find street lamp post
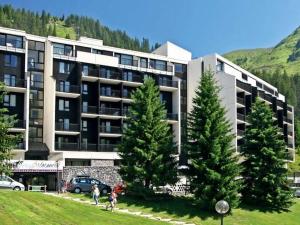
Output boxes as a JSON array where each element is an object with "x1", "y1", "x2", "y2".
[
  {"x1": 56, "y1": 160, "x2": 59, "y2": 194},
  {"x1": 215, "y1": 200, "x2": 230, "y2": 225}
]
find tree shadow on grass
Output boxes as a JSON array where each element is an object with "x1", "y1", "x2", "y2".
[
  {"x1": 238, "y1": 202, "x2": 291, "y2": 214},
  {"x1": 118, "y1": 195, "x2": 219, "y2": 221}
]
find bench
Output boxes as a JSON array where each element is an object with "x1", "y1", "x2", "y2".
[{"x1": 28, "y1": 185, "x2": 47, "y2": 192}]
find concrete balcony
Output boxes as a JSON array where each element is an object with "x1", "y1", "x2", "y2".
[
  {"x1": 159, "y1": 79, "x2": 178, "y2": 92},
  {"x1": 99, "y1": 107, "x2": 122, "y2": 119},
  {"x1": 100, "y1": 90, "x2": 122, "y2": 102},
  {"x1": 55, "y1": 122, "x2": 80, "y2": 135},
  {"x1": 8, "y1": 120, "x2": 26, "y2": 133},
  {"x1": 81, "y1": 106, "x2": 98, "y2": 118},
  {"x1": 99, "y1": 126, "x2": 122, "y2": 137},
  {"x1": 56, "y1": 83, "x2": 80, "y2": 98},
  {"x1": 2, "y1": 78, "x2": 27, "y2": 93}
]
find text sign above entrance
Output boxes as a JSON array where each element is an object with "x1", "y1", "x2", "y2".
[{"x1": 11, "y1": 160, "x2": 63, "y2": 172}]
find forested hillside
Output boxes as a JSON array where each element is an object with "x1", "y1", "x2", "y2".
[{"x1": 0, "y1": 4, "x2": 160, "y2": 52}]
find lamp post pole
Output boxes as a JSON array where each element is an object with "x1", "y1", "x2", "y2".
[{"x1": 56, "y1": 160, "x2": 59, "y2": 194}]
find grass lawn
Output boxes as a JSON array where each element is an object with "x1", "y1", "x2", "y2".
[
  {"x1": 70, "y1": 193, "x2": 300, "y2": 225},
  {"x1": 0, "y1": 191, "x2": 167, "y2": 225}
]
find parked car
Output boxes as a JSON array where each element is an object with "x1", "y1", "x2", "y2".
[
  {"x1": 67, "y1": 176, "x2": 111, "y2": 195},
  {"x1": 0, "y1": 175, "x2": 25, "y2": 191},
  {"x1": 294, "y1": 189, "x2": 300, "y2": 198}
]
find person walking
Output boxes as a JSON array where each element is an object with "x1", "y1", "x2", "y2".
[
  {"x1": 106, "y1": 190, "x2": 117, "y2": 211},
  {"x1": 92, "y1": 184, "x2": 100, "y2": 206}
]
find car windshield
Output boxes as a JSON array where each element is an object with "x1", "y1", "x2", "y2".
[{"x1": 0, "y1": 176, "x2": 13, "y2": 182}]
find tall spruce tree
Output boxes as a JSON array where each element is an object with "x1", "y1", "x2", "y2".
[
  {"x1": 0, "y1": 83, "x2": 19, "y2": 175},
  {"x1": 187, "y1": 70, "x2": 241, "y2": 211},
  {"x1": 119, "y1": 78, "x2": 177, "y2": 189},
  {"x1": 241, "y1": 99, "x2": 293, "y2": 209}
]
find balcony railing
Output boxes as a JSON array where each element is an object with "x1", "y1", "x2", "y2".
[
  {"x1": 82, "y1": 68, "x2": 99, "y2": 77},
  {"x1": 100, "y1": 89, "x2": 121, "y2": 98},
  {"x1": 81, "y1": 143, "x2": 98, "y2": 151},
  {"x1": 55, "y1": 122, "x2": 80, "y2": 132},
  {"x1": 30, "y1": 99, "x2": 44, "y2": 108},
  {"x1": 287, "y1": 105, "x2": 293, "y2": 112},
  {"x1": 2, "y1": 78, "x2": 26, "y2": 88},
  {"x1": 287, "y1": 144, "x2": 294, "y2": 149},
  {"x1": 99, "y1": 126, "x2": 122, "y2": 134},
  {"x1": 30, "y1": 81, "x2": 44, "y2": 89},
  {"x1": 13, "y1": 120, "x2": 26, "y2": 129},
  {"x1": 99, "y1": 107, "x2": 121, "y2": 116},
  {"x1": 122, "y1": 91, "x2": 133, "y2": 99},
  {"x1": 159, "y1": 79, "x2": 178, "y2": 88},
  {"x1": 28, "y1": 62, "x2": 44, "y2": 70},
  {"x1": 236, "y1": 80, "x2": 252, "y2": 93},
  {"x1": 100, "y1": 70, "x2": 122, "y2": 80},
  {"x1": 277, "y1": 100, "x2": 284, "y2": 108},
  {"x1": 15, "y1": 142, "x2": 25, "y2": 149},
  {"x1": 82, "y1": 106, "x2": 98, "y2": 114},
  {"x1": 237, "y1": 97, "x2": 245, "y2": 105},
  {"x1": 237, "y1": 129, "x2": 245, "y2": 136},
  {"x1": 53, "y1": 46, "x2": 74, "y2": 57},
  {"x1": 283, "y1": 116, "x2": 293, "y2": 124},
  {"x1": 56, "y1": 83, "x2": 80, "y2": 93},
  {"x1": 98, "y1": 144, "x2": 118, "y2": 152},
  {"x1": 123, "y1": 74, "x2": 143, "y2": 83},
  {"x1": 288, "y1": 131, "x2": 293, "y2": 136},
  {"x1": 166, "y1": 113, "x2": 178, "y2": 121},
  {"x1": 120, "y1": 58, "x2": 138, "y2": 67},
  {"x1": 55, "y1": 142, "x2": 80, "y2": 151},
  {"x1": 0, "y1": 37, "x2": 24, "y2": 49},
  {"x1": 237, "y1": 113, "x2": 246, "y2": 121}
]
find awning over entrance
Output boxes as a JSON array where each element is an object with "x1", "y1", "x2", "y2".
[{"x1": 11, "y1": 160, "x2": 64, "y2": 173}]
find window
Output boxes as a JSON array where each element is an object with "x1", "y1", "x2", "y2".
[
  {"x1": 59, "y1": 81, "x2": 70, "y2": 92},
  {"x1": 58, "y1": 99, "x2": 70, "y2": 111},
  {"x1": 242, "y1": 73, "x2": 248, "y2": 81},
  {"x1": 140, "y1": 58, "x2": 148, "y2": 68},
  {"x1": 82, "y1": 65, "x2": 89, "y2": 76},
  {"x1": 6, "y1": 35, "x2": 22, "y2": 48},
  {"x1": 59, "y1": 62, "x2": 70, "y2": 74},
  {"x1": 175, "y1": 64, "x2": 184, "y2": 73},
  {"x1": 82, "y1": 120, "x2": 87, "y2": 131},
  {"x1": 65, "y1": 45, "x2": 73, "y2": 56},
  {"x1": 155, "y1": 60, "x2": 166, "y2": 71},
  {"x1": 82, "y1": 84, "x2": 88, "y2": 95},
  {"x1": 3, "y1": 94, "x2": 16, "y2": 107},
  {"x1": 82, "y1": 138, "x2": 88, "y2": 149},
  {"x1": 82, "y1": 102, "x2": 88, "y2": 113},
  {"x1": 123, "y1": 71, "x2": 133, "y2": 82},
  {"x1": 256, "y1": 81, "x2": 263, "y2": 88},
  {"x1": 216, "y1": 60, "x2": 224, "y2": 72},
  {"x1": 121, "y1": 54, "x2": 133, "y2": 66},
  {"x1": 4, "y1": 54, "x2": 17, "y2": 67},
  {"x1": 53, "y1": 43, "x2": 65, "y2": 55},
  {"x1": 4, "y1": 74, "x2": 16, "y2": 87},
  {"x1": 149, "y1": 59, "x2": 155, "y2": 69}
]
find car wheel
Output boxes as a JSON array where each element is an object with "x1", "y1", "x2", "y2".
[
  {"x1": 13, "y1": 186, "x2": 21, "y2": 191},
  {"x1": 101, "y1": 189, "x2": 108, "y2": 195},
  {"x1": 74, "y1": 187, "x2": 81, "y2": 194}
]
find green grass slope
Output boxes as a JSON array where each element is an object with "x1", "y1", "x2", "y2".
[
  {"x1": 0, "y1": 191, "x2": 166, "y2": 225},
  {"x1": 224, "y1": 26, "x2": 300, "y2": 75},
  {"x1": 70, "y1": 193, "x2": 300, "y2": 225}
]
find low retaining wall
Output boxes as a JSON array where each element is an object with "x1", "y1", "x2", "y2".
[{"x1": 63, "y1": 166, "x2": 121, "y2": 187}]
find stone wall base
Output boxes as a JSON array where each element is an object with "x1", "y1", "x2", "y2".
[{"x1": 63, "y1": 166, "x2": 121, "y2": 187}]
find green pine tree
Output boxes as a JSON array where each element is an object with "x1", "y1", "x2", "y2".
[
  {"x1": 119, "y1": 78, "x2": 178, "y2": 190},
  {"x1": 187, "y1": 70, "x2": 241, "y2": 211},
  {"x1": 52, "y1": 24, "x2": 57, "y2": 36},
  {"x1": 241, "y1": 98, "x2": 293, "y2": 209},
  {"x1": 0, "y1": 83, "x2": 19, "y2": 175}
]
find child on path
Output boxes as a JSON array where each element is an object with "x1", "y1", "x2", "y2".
[{"x1": 106, "y1": 190, "x2": 117, "y2": 211}]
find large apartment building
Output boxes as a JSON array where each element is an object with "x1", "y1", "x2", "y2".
[{"x1": 0, "y1": 26, "x2": 295, "y2": 189}]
